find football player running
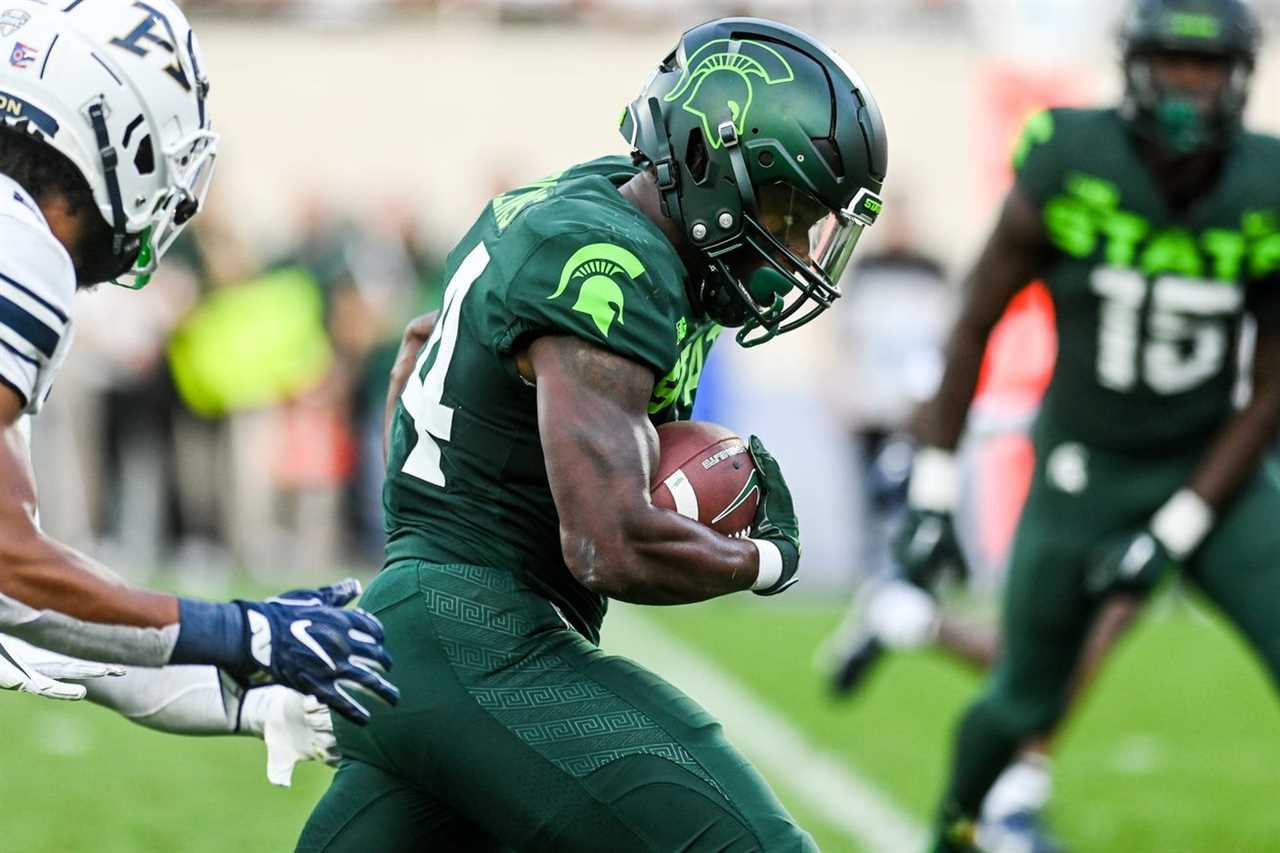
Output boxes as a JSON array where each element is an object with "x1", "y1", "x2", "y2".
[
  {"x1": 900, "y1": 1, "x2": 1280, "y2": 850},
  {"x1": 0, "y1": 0, "x2": 398, "y2": 766},
  {"x1": 297, "y1": 17, "x2": 886, "y2": 853}
]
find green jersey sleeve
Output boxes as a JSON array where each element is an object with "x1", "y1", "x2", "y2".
[
  {"x1": 495, "y1": 231, "x2": 686, "y2": 377},
  {"x1": 1010, "y1": 108, "x2": 1061, "y2": 206}
]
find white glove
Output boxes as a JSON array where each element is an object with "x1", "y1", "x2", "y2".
[
  {"x1": 0, "y1": 635, "x2": 126, "y2": 701},
  {"x1": 238, "y1": 686, "x2": 340, "y2": 787},
  {"x1": 865, "y1": 578, "x2": 940, "y2": 649}
]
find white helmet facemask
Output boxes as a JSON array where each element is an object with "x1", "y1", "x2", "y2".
[{"x1": 0, "y1": 0, "x2": 218, "y2": 286}]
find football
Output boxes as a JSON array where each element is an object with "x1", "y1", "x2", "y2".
[{"x1": 651, "y1": 421, "x2": 759, "y2": 538}]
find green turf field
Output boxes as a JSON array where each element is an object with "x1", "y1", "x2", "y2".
[
  {"x1": 639, "y1": 591, "x2": 1280, "y2": 853},
  {"x1": 1, "y1": 588, "x2": 1278, "y2": 852}
]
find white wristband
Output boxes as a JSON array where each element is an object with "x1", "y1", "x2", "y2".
[
  {"x1": 908, "y1": 446, "x2": 959, "y2": 512},
  {"x1": 1150, "y1": 488, "x2": 1215, "y2": 561},
  {"x1": 749, "y1": 539, "x2": 783, "y2": 591}
]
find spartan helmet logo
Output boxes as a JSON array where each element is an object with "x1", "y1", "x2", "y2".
[
  {"x1": 664, "y1": 39, "x2": 795, "y2": 149},
  {"x1": 548, "y1": 244, "x2": 647, "y2": 337}
]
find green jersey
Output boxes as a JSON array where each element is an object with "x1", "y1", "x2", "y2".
[
  {"x1": 382, "y1": 156, "x2": 720, "y2": 640},
  {"x1": 1014, "y1": 108, "x2": 1280, "y2": 453}
]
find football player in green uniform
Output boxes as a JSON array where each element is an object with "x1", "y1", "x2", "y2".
[
  {"x1": 295, "y1": 17, "x2": 887, "y2": 853},
  {"x1": 897, "y1": 1, "x2": 1280, "y2": 850}
]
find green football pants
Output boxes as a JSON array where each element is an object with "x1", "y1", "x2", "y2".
[
  {"x1": 938, "y1": 437, "x2": 1280, "y2": 827},
  {"x1": 296, "y1": 560, "x2": 815, "y2": 852}
]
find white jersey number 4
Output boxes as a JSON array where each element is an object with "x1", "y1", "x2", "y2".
[{"x1": 400, "y1": 242, "x2": 490, "y2": 486}]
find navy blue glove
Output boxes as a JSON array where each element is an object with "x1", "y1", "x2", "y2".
[{"x1": 235, "y1": 580, "x2": 399, "y2": 726}]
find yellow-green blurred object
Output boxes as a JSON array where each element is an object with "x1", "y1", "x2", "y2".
[{"x1": 168, "y1": 267, "x2": 333, "y2": 417}]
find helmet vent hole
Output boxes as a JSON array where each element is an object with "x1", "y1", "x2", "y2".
[
  {"x1": 751, "y1": 127, "x2": 759, "y2": 135},
  {"x1": 685, "y1": 128, "x2": 710, "y2": 185},
  {"x1": 759, "y1": 151, "x2": 775, "y2": 168},
  {"x1": 810, "y1": 137, "x2": 844, "y2": 178},
  {"x1": 134, "y1": 135, "x2": 155, "y2": 176}
]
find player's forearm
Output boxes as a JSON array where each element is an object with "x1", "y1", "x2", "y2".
[
  {"x1": 0, "y1": 413, "x2": 184, "y2": 663},
  {"x1": 0, "y1": 533, "x2": 250, "y2": 673},
  {"x1": 1186, "y1": 386, "x2": 1280, "y2": 509},
  {"x1": 84, "y1": 664, "x2": 238, "y2": 735},
  {"x1": 562, "y1": 507, "x2": 757, "y2": 605},
  {"x1": 0, "y1": 535, "x2": 177, "y2": 627},
  {"x1": 0, "y1": 532, "x2": 188, "y2": 665}
]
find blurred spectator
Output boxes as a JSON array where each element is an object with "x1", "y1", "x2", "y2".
[{"x1": 33, "y1": 184, "x2": 442, "y2": 584}]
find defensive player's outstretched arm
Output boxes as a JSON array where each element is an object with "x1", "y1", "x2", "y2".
[
  {"x1": 530, "y1": 334, "x2": 765, "y2": 605},
  {"x1": 911, "y1": 188, "x2": 1050, "y2": 449},
  {"x1": 0, "y1": 391, "x2": 179, "y2": 634},
  {"x1": 0, "y1": 389, "x2": 398, "y2": 725}
]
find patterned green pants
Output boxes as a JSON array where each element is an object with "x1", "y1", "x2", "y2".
[{"x1": 296, "y1": 560, "x2": 814, "y2": 852}]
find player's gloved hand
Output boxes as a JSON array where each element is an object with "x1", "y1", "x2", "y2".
[
  {"x1": 892, "y1": 447, "x2": 967, "y2": 588},
  {"x1": 237, "y1": 685, "x2": 339, "y2": 787},
  {"x1": 1086, "y1": 530, "x2": 1172, "y2": 596},
  {"x1": 747, "y1": 435, "x2": 801, "y2": 596},
  {"x1": 1085, "y1": 490, "x2": 1214, "y2": 598},
  {"x1": 0, "y1": 636, "x2": 126, "y2": 701},
  {"x1": 235, "y1": 580, "x2": 400, "y2": 726}
]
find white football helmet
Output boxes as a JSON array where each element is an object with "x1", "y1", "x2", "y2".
[{"x1": 0, "y1": 0, "x2": 217, "y2": 286}]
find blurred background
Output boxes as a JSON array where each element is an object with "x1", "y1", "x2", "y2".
[
  {"x1": 10, "y1": 2, "x2": 1280, "y2": 852},
  {"x1": 29, "y1": 0, "x2": 1280, "y2": 591}
]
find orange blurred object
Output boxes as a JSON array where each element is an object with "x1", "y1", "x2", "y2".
[{"x1": 972, "y1": 282, "x2": 1056, "y2": 570}]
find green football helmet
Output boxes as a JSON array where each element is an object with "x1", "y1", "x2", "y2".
[
  {"x1": 1119, "y1": 0, "x2": 1261, "y2": 156},
  {"x1": 620, "y1": 18, "x2": 887, "y2": 346}
]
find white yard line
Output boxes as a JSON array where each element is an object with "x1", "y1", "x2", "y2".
[{"x1": 604, "y1": 606, "x2": 929, "y2": 853}]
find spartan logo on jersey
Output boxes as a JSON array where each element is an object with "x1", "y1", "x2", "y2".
[
  {"x1": 110, "y1": 1, "x2": 191, "y2": 92},
  {"x1": 0, "y1": 8, "x2": 30, "y2": 38},
  {"x1": 549, "y1": 244, "x2": 646, "y2": 337},
  {"x1": 663, "y1": 39, "x2": 794, "y2": 150}
]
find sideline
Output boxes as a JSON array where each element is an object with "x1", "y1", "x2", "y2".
[{"x1": 604, "y1": 606, "x2": 929, "y2": 853}]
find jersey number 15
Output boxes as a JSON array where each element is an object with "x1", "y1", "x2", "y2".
[{"x1": 1091, "y1": 267, "x2": 1243, "y2": 396}]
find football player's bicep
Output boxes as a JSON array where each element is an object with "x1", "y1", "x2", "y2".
[{"x1": 527, "y1": 335, "x2": 658, "y2": 561}]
